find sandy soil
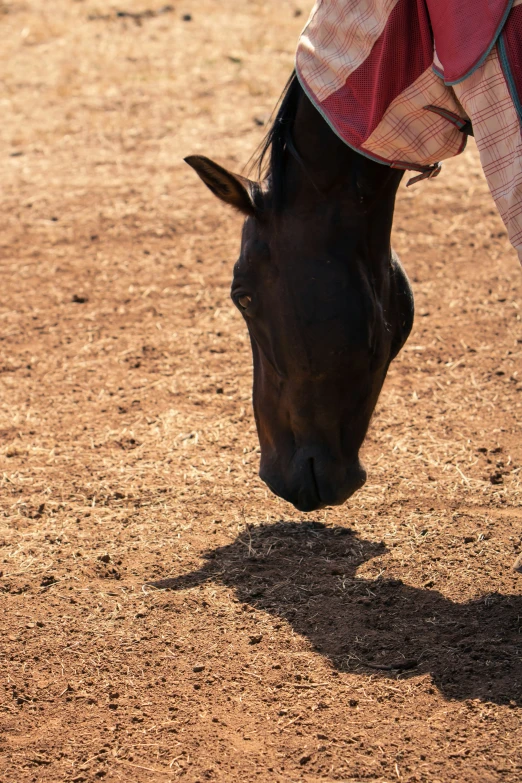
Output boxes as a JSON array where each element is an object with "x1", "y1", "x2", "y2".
[{"x1": 1, "y1": 2, "x2": 522, "y2": 781}]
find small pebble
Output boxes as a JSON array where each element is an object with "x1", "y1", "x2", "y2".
[{"x1": 249, "y1": 634, "x2": 262, "y2": 645}]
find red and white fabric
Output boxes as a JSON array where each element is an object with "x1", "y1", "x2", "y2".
[{"x1": 296, "y1": 0, "x2": 522, "y2": 262}]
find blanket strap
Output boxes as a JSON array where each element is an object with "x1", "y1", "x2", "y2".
[
  {"x1": 391, "y1": 160, "x2": 442, "y2": 187},
  {"x1": 423, "y1": 104, "x2": 474, "y2": 136}
]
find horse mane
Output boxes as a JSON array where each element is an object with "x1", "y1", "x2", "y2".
[{"x1": 253, "y1": 71, "x2": 305, "y2": 211}]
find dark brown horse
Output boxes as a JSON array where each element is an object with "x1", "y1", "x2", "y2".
[{"x1": 185, "y1": 74, "x2": 414, "y2": 512}]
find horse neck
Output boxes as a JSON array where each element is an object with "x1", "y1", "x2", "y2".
[{"x1": 286, "y1": 86, "x2": 403, "y2": 273}]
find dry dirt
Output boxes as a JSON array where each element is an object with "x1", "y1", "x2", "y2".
[{"x1": 1, "y1": 2, "x2": 522, "y2": 782}]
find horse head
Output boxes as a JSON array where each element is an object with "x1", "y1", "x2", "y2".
[{"x1": 186, "y1": 75, "x2": 413, "y2": 511}]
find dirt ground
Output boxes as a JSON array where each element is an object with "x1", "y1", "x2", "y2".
[{"x1": 1, "y1": 1, "x2": 522, "y2": 781}]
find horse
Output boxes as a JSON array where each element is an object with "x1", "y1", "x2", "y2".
[{"x1": 185, "y1": 73, "x2": 414, "y2": 512}]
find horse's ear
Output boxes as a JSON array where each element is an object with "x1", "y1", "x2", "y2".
[{"x1": 184, "y1": 155, "x2": 257, "y2": 216}]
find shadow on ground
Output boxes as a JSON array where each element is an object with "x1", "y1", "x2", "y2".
[{"x1": 151, "y1": 521, "x2": 522, "y2": 705}]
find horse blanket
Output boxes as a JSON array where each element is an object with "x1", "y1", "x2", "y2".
[{"x1": 296, "y1": 0, "x2": 522, "y2": 261}]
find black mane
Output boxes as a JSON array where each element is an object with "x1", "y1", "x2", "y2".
[{"x1": 254, "y1": 71, "x2": 303, "y2": 211}]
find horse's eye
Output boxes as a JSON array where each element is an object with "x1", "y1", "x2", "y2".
[{"x1": 238, "y1": 295, "x2": 252, "y2": 310}]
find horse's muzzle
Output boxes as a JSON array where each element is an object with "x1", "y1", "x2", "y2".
[{"x1": 260, "y1": 450, "x2": 367, "y2": 512}]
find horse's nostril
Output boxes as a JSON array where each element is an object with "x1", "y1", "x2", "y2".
[{"x1": 308, "y1": 457, "x2": 320, "y2": 500}]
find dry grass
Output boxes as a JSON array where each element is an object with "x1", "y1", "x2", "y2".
[{"x1": 0, "y1": 2, "x2": 521, "y2": 782}]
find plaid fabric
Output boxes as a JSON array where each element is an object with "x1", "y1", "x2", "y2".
[
  {"x1": 454, "y1": 39, "x2": 522, "y2": 260},
  {"x1": 296, "y1": 0, "x2": 401, "y2": 104},
  {"x1": 362, "y1": 66, "x2": 466, "y2": 166},
  {"x1": 296, "y1": 0, "x2": 522, "y2": 261},
  {"x1": 297, "y1": 0, "x2": 510, "y2": 96}
]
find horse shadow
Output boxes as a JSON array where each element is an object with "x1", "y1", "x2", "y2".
[{"x1": 151, "y1": 521, "x2": 522, "y2": 705}]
